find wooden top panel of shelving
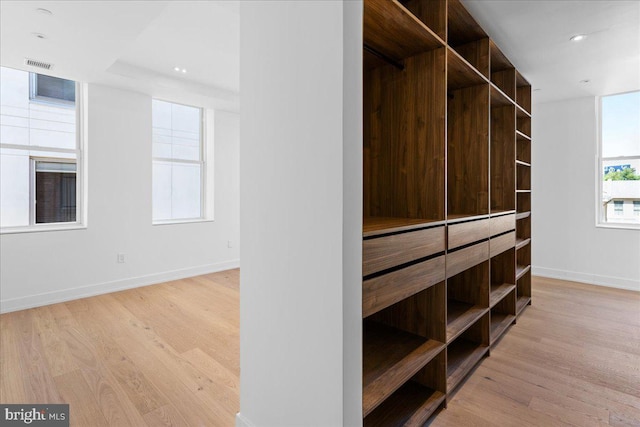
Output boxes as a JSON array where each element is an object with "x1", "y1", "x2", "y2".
[
  {"x1": 363, "y1": 217, "x2": 444, "y2": 238},
  {"x1": 447, "y1": 47, "x2": 488, "y2": 90},
  {"x1": 516, "y1": 70, "x2": 531, "y2": 87},
  {"x1": 363, "y1": 321, "x2": 445, "y2": 416},
  {"x1": 364, "y1": 0, "x2": 444, "y2": 63},
  {"x1": 447, "y1": 0, "x2": 487, "y2": 47}
]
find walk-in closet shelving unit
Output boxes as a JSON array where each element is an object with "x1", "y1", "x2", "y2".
[{"x1": 362, "y1": 0, "x2": 532, "y2": 424}]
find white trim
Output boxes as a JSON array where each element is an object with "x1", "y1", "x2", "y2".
[
  {"x1": 235, "y1": 413, "x2": 255, "y2": 427},
  {"x1": 0, "y1": 259, "x2": 240, "y2": 314},
  {"x1": 152, "y1": 218, "x2": 214, "y2": 226},
  {"x1": 532, "y1": 265, "x2": 640, "y2": 292},
  {"x1": 0, "y1": 223, "x2": 86, "y2": 235}
]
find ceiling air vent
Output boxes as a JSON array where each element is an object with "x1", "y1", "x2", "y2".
[{"x1": 24, "y1": 58, "x2": 53, "y2": 70}]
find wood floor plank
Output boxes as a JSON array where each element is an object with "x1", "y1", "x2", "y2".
[{"x1": 53, "y1": 370, "x2": 110, "y2": 427}]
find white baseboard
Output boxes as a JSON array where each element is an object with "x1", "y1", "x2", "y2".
[
  {"x1": 532, "y1": 266, "x2": 640, "y2": 292},
  {"x1": 236, "y1": 413, "x2": 254, "y2": 427},
  {"x1": 0, "y1": 259, "x2": 240, "y2": 314}
]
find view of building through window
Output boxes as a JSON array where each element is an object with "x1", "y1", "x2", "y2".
[
  {"x1": 600, "y1": 91, "x2": 640, "y2": 225},
  {"x1": 0, "y1": 66, "x2": 80, "y2": 229},
  {"x1": 152, "y1": 99, "x2": 205, "y2": 222}
]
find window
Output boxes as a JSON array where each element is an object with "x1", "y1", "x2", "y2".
[
  {"x1": 0, "y1": 67, "x2": 84, "y2": 232},
  {"x1": 598, "y1": 91, "x2": 640, "y2": 227},
  {"x1": 152, "y1": 99, "x2": 208, "y2": 223},
  {"x1": 613, "y1": 201, "x2": 624, "y2": 215},
  {"x1": 30, "y1": 74, "x2": 76, "y2": 105}
]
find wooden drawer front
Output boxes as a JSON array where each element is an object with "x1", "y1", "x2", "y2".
[
  {"x1": 363, "y1": 256, "x2": 445, "y2": 318},
  {"x1": 490, "y1": 214, "x2": 515, "y2": 236},
  {"x1": 446, "y1": 241, "x2": 489, "y2": 278},
  {"x1": 363, "y1": 227, "x2": 445, "y2": 277},
  {"x1": 448, "y1": 219, "x2": 490, "y2": 250},
  {"x1": 490, "y1": 231, "x2": 515, "y2": 257}
]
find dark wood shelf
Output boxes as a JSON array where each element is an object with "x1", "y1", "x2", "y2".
[
  {"x1": 516, "y1": 104, "x2": 531, "y2": 118},
  {"x1": 516, "y1": 190, "x2": 531, "y2": 193},
  {"x1": 447, "y1": 47, "x2": 488, "y2": 90},
  {"x1": 447, "y1": 0, "x2": 488, "y2": 47},
  {"x1": 515, "y1": 238, "x2": 531, "y2": 250},
  {"x1": 364, "y1": 381, "x2": 445, "y2": 427},
  {"x1": 516, "y1": 130, "x2": 531, "y2": 141},
  {"x1": 490, "y1": 283, "x2": 515, "y2": 308},
  {"x1": 490, "y1": 312, "x2": 515, "y2": 343},
  {"x1": 490, "y1": 84, "x2": 514, "y2": 107},
  {"x1": 446, "y1": 213, "x2": 490, "y2": 224},
  {"x1": 489, "y1": 210, "x2": 516, "y2": 217},
  {"x1": 446, "y1": 338, "x2": 488, "y2": 393},
  {"x1": 446, "y1": 301, "x2": 488, "y2": 343},
  {"x1": 516, "y1": 264, "x2": 531, "y2": 280},
  {"x1": 363, "y1": 321, "x2": 445, "y2": 416},
  {"x1": 363, "y1": 0, "x2": 444, "y2": 64},
  {"x1": 516, "y1": 160, "x2": 531, "y2": 167},
  {"x1": 516, "y1": 295, "x2": 531, "y2": 316},
  {"x1": 363, "y1": 217, "x2": 445, "y2": 238},
  {"x1": 516, "y1": 211, "x2": 531, "y2": 220}
]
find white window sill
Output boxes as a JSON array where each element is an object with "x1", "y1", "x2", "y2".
[
  {"x1": 0, "y1": 223, "x2": 87, "y2": 235},
  {"x1": 596, "y1": 222, "x2": 640, "y2": 231},
  {"x1": 153, "y1": 218, "x2": 214, "y2": 226}
]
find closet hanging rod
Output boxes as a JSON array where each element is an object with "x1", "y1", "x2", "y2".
[{"x1": 363, "y1": 44, "x2": 404, "y2": 71}]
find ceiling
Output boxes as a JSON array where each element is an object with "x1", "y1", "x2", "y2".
[
  {"x1": 462, "y1": 0, "x2": 640, "y2": 105},
  {"x1": 0, "y1": 1, "x2": 239, "y2": 111},
  {"x1": 1, "y1": 1, "x2": 637, "y2": 109}
]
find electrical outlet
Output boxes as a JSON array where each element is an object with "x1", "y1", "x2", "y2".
[
  {"x1": 227, "y1": 240, "x2": 233, "y2": 248},
  {"x1": 117, "y1": 253, "x2": 126, "y2": 263}
]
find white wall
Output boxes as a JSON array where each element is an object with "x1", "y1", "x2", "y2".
[
  {"x1": 0, "y1": 84, "x2": 240, "y2": 312},
  {"x1": 532, "y1": 96, "x2": 640, "y2": 291},
  {"x1": 238, "y1": 1, "x2": 362, "y2": 426}
]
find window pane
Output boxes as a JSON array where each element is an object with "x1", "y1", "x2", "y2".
[
  {"x1": 34, "y1": 74, "x2": 75, "y2": 103},
  {"x1": 152, "y1": 100, "x2": 201, "y2": 161},
  {"x1": 171, "y1": 163, "x2": 201, "y2": 219},
  {"x1": 152, "y1": 162, "x2": 172, "y2": 221},
  {"x1": 0, "y1": 151, "x2": 30, "y2": 227},
  {"x1": 35, "y1": 163, "x2": 77, "y2": 224}
]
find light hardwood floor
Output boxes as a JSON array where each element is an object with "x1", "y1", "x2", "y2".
[{"x1": 1, "y1": 272, "x2": 639, "y2": 426}]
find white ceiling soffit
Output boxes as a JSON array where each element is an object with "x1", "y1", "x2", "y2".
[
  {"x1": 0, "y1": 1, "x2": 239, "y2": 111},
  {"x1": 461, "y1": 0, "x2": 640, "y2": 105},
  {"x1": 0, "y1": 1, "x2": 168, "y2": 83}
]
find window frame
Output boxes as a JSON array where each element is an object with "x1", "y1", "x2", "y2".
[
  {"x1": 596, "y1": 91, "x2": 640, "y2": 230},
  {"x1": 151, "y1": 99, "x2": 212, "y2": 225},
  {"x1": 0, "y1": 73, "x2": 86, "y2": 234}
]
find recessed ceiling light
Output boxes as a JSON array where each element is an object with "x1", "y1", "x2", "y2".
[
  {"x1": 570, "y1": 34, "x2": 586, "y2": 42},
  {"x1": 31, "y1": 32, "x2": 47, "y2": 39},
  {"x1": 580, "y1": 79, "x2": 590, "y2": 84},
  {"x1": 35, "y1": 8, "x2": 53, "y2": 15},
  {"x1": 181, "y1": 69, "x2": 187, "y2": 73},
  {"x1": 174, "y1": 67, "x2": 180, "y2": 72}
]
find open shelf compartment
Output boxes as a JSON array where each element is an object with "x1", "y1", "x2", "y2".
[
  {"x1": 447, "y1": 0, "x2": 489, "y2": 77},
  {"x1": 400, "y1": 0, "x2": 447, "y2": 42},
  {"x1": 491, "y1": 102, "x2": 516, "y2": 212},
  {"x1": 364, "y1": 351, "x2": 446, "y2": 426},
  {"x1": 516, "y1": 71, "x2": 532, "y2": 114},
  {"x1": 446, "y1": 261, "x2": 489, "y2": 343},
  {"x1": 447, "y1": 79, "x2": 489, "y2": 218},
  {"x1": 447, "y1": 312, "x2": 490, "y2": 393},
  {"x1": 517, "y1": 162, "x2": 531, "y2": 191},
  {"x1": 490, "y1": 248, "x2": 515, "y2": 308},
  {"x1": 490, "y1": 40, "x2": 516, "y2": 100},
  {"x1": 363, "y1": 0, "x2": 444, "y2": 66},
  {"x1": 516, "y1": 131, "x2": 531, "y2": 164},
  {"x1": 490, "y1": 288, "x2": 516, "y2": 344},
  {"x1": 516, "y1": 269, "x2": 532, "y2": 315},
  {"x1": 364, "y1": 44, "x2": 446, "y2": 225},
  {"x1": 364, "y1": 283, "x2": 446, "y2": 416}
]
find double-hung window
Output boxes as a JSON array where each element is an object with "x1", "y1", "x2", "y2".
[
  {"x1": 0, "y1": 66, "x2": 84, "y2": 232},
  {"x1": 152, "y1": 99, "x2": 208, "y2": 223}
]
